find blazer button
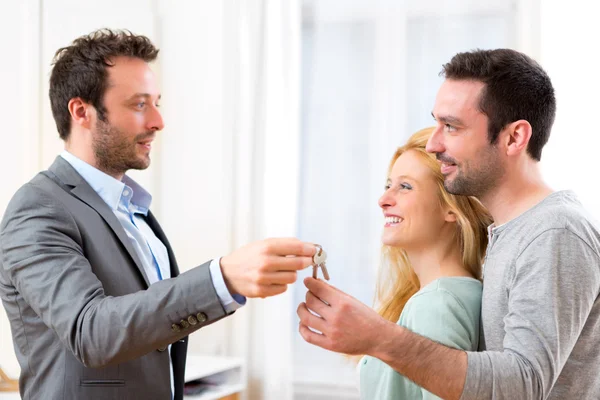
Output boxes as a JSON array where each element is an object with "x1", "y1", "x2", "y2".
[
  {"x1": 158, "y1": 346, "x2": 167, "y2": 352},
  {"x1": 196, "y1": 312, "x2": 208, "y2": 323},
  {"x1": 180, "y1": 319, "x2": 190, "y2": 329},
  {"x1": 171, "y1": 323, "x2": 181, "y2": 333},
  {"x1": 187, "y1": 315, "x2": 199, "y2": 326}
]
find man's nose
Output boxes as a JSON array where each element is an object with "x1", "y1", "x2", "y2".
[
  {"x1": 148, "y1": 105, "x2": 164, "y2": 131},
  {"x1": 426, "y1": 127, "x2": 444, "y2": 154}
]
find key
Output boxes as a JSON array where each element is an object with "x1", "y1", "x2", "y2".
[
  {"x1": 320, "y1": 262, "x2": 330, "y2": 280},
  {"x1": 312, "y1": 264, "x2": 319, "y2": 279},
  {"x1": 312, "y1": 245, "x2": 330, "y2": 280},
  {"x1": 312, "y1": 245, "x2": 325, "y2": 279}
]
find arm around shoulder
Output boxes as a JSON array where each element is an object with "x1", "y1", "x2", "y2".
[{"x1": 369, "y1": 288, "x2": 476, "y2": 400}]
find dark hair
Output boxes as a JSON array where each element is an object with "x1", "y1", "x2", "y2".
[
  {"x1": 441, "y1": 49, "x2": 556, "y2": 161},
  {"x1": 49, "y1": 29, "x2": 159, "y2": 140}
]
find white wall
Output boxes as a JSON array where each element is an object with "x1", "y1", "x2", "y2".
[
  {"x1": 155, "y1": 0, "x2": 235, "y2": 357},
  {"x1": 540, "y1": 0, "x2": 600, "y2": 219},
  {"x1": 0, "y1": 0, "x2": 235, "y2": 377},
  {"x1": 0, "y1": 1, "x2": 42, "y2": 377}
]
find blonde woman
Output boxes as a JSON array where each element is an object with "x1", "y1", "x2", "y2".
[{"x1": 298, "y1": 127, "x2": 492, "y2": 399}]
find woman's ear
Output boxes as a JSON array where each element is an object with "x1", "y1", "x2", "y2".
[{"x1": 445, "y1": 209, "x2": 457, "y2": 223}]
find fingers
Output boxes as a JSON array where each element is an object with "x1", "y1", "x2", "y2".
[
  {"x1": 244, "y1": 284, "x2": 289, "y2": 298},
  {"x1": 304, "y1": 277, "x2": 337, "y2": 305},
  {"x1": 263, "y1": 238, "x2": 316, "y2": 257},
  {"x1": 305, "y1": 290, "x2": 330, "y2": 318},
  {"x1": 257, "y1": 284, "x2": 288, "y2": 298},
  {"x1": 222, "y1": 238, "x2": 320, "y2": 299},
  {"x1": 297, "y1": 302, "x2": 327, "y2": 333},
  {"x1": 299, "y1": 323, "x2": 328, "y2": 349},
  {"x1": 243, "y1": 255, "x2": 312, "y2": 275},
  {"x1": 268, "y1": 255, "x2": 314, "y2": 271},
  {"x1": 255, "y1": 271, "x2": 298, "y2": 286}
]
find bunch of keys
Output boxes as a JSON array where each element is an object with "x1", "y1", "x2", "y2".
[{"x1": 312, "y1": 244, "x2": 330, "y2": 280}]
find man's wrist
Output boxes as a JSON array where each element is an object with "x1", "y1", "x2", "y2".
[
  {"x1": 218, "y1": 255, "x2": 237, "y2": 296},
  {"x1": 369, "y1": 318, "x2": 406, "y2": 362}
]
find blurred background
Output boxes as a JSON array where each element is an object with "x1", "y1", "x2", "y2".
[{"x1": 0, "y1": 0, "x2": 598, "y2": 399}]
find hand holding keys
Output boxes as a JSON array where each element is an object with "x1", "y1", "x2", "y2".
[{"x1": 312, "y1": 244, "x2": 330, "y2": 280}]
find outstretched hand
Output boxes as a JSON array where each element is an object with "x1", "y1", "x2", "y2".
[{"x1": 220, "y1": 238, "x2": 316, "y2": 298}]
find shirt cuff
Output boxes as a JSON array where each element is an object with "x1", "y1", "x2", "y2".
[{"x1": 208, "y1": 257, "x2": 246, "y2": 313}]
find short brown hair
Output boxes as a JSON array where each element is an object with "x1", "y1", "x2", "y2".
[
  {"x1": 49, "y1": 29, "x2": 159, "y2": 140},
  {"x1": 442, "y1": 49, "x2": 556, "y2": 161}
]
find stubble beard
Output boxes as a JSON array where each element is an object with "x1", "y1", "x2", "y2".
[
  {"x1": 93, "y1": 119, "x2": 152, "y2": 177},
  {"x1": 442, "y1": 147, "x2": 503, "y2": 198}
]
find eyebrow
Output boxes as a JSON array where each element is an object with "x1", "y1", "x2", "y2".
[
  {"x1": 431, "y1": 112, "x2": 463, "y2": 126},
  {"x1": 128, "y1": 93, "x2": 161, "y2": 101},
  {"x1": 387, "y1": 174, "x2": 417, "y2": 183}
]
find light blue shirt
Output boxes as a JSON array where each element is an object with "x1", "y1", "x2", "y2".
[
  {"x1": 60, "y1": 151, "x2": 245, "y2": 312},
  {"x1": 60, "y1": 151, "x2": 246, "y2": 396}
]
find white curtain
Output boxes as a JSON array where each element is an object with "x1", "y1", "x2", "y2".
[
  {"x1": 0, "y1": 2, "x2": 301, "y2": 398},
  {"x1": 539, "y1": 0, "x2": 600, "y2": 220},
  {"x1": 0, "y1": 0, "x2": 160, "y2": 378},
  {"x1": 224, "y1": 1, "x2": 301, "y2": 400},
  {"x1": 0, "y1": 0, "x2": 42, "y2": 378},
  {"x1": 293, "y1": 1, "x2": 515, "y2": 397}
]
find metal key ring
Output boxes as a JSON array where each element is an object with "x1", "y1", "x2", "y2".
[{"x1": 313, "y1": 244, "x2": 323, "y2": 265}]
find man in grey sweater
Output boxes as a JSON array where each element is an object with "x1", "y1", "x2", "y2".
[{"x1": 298, "y1": 49, "x2": 600, "y2": 399}]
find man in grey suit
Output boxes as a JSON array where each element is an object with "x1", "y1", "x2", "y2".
[{"x1": 0, "y1": 29, "x2": 316, "y2": 400}]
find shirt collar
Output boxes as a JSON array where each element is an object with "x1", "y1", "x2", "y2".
[
  {"x1": 122, "y1": 175, "x2": 152, "y2": 213},
  {"x1": 60, "y1": 151, "x2": 152, "y2": 213}
]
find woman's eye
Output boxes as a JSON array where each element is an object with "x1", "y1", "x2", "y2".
[{"x1": 400, "y1": 183, "x2": 412, "y2": 190}]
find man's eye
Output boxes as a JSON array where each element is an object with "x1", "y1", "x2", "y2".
[{"x1": 445, "y1": 123, "x2": 456, "y2": 132}]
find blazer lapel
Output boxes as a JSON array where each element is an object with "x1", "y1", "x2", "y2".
[
  {"x1": 48, "y1": 157, "x2": 151, "y2": 287},
  {"x1": 145, "y1": 211, "x2": 181, "y2": 278}
]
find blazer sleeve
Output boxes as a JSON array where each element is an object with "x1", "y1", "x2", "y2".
[{"x1": 0, "y1": 182, "x2": 228, "y2": 368}]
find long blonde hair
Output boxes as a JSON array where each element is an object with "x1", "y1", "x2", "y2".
[{"x1": 375, "y1": 127, "x2": 492, "y2": 323}]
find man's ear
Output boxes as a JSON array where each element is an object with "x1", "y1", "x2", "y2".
[
  {"x1": 505, "y1": 120, "x2": 532, "y2": 157},
  {"x1": 68, "y1": 98, "x2": 94, "y2": 130}
]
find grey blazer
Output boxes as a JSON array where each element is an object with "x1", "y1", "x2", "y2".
[{"x1": 0, "y1": 157, "x2": 228, "y2": 400}]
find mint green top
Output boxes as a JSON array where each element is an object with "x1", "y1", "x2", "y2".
[{"x1": 359, "y1": 277, "x2": 482, "y2": 400}]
